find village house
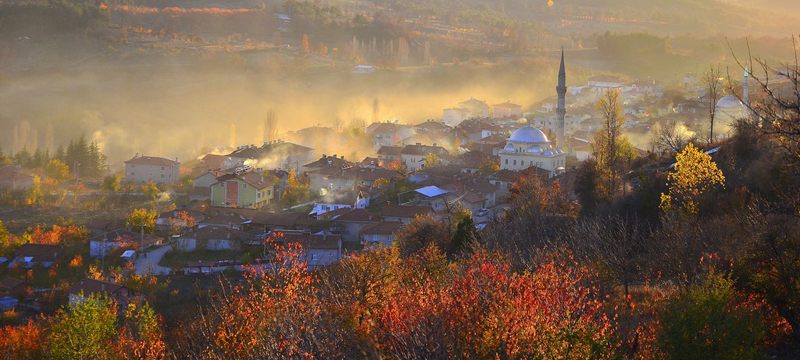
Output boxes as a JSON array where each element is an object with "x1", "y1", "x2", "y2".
[
  {"x1": 281, "y1": 232, "x2": 343, "y2": 269},
  {"x1": 380, "y1": 205, "x2": 433, "y2": 224},
  {"x1": 377, "y1": 146, "x2": 403, "y2": 166},
  {"x1": 210, "y1": 171, "x2": 276, "y2": 209},
  {"x1": 492, "y1": 101, "x2": 523, "y2": 119},
  {"x1": 68, "y1": 279, "x2": 137, "y2": 309},
  {"x1": 366, "y1": 122, "x2": 415, "y2": 148},
  {"x1": 401, "y1": 144, "x2": 450, "y2": 172},
  {"x1": 331, "y1": 208, "x2": 379, "y2": 243},
  {"x1": 0, "y1": 165, "x2": 34, "y2": 191},
  {"x1": 123, "y1": 155, "x2": 180, "y2": 184},
  {"x1": 359, "y1": 221, "x2": 405, "y2": 248},
  {"x1": 227, "y1": 140, "x2": 314, "y2": 172},
  {"x1": 89, "y1": 229, "x2": 162, "y2": 258},
  {"x1": 0, "y1": 277, "x2": 28, "y2": 299},
  {"x1": 301, "y1": 154, "x2": 354, "y2": 174},
  {"x1": 8, "y1": 244, "x2": 62, "y2": 269},
  {"x1": 399, "y1": 186, "x2": 451, "y2": 213},
  {"x1": 177, "y1": 226, "x2": 254, "y2": 252}
]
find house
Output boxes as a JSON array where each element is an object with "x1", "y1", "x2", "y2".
[
  {"x1": 360, "y1": 222, "x2": 405, "y2": 248},
  {"x1": 8, "y1": 244, "x2": 62, "y2": 268},
  {"x1": 0, "y1": 277, "x2": 28, "y2": 299},
  {"x1": 359, "y1": 157, "x2": 382, "y2": 168},
  {"x1": 331, "y1": 209, "x2": 379, "y2": 242},
  {"x1": 306, "y1": 166, "x2": 358, "y2": 194},
  {"x1": 489, "y1": 167, "x2": 550, "y2": 199},
  {"x1": 227, "y1": 140, "x2": 314, "y2": 172},
  {"x1": 250, "y1": 212, "x2": 328, "y2": 233},
  {"x1": 301, "y1": 154, "x2": 355, "y2": 174},
  {"x1": 199, "y1": 212, "x2": 249, "y2": 230},
  {"x1": 156, "y1": 209, "x2": 203, "y2": 233},
  {"x1": 380, "y1": 205, "x2": 433, "y2": 224},
  {"x1": 177, "y1": 226, "x2": 254, "y2": 251},
  {"x1": 354, "y1": 167, "x2": 402, "y2": 188},
  {"x1": 309, "y1": 203, "x2": 352, "y2": 218},
  {"x1": 197, "y1": 154, "x2": 243, "y2": 172},
  {"x1": 0, "y1": 165, "x2": 34, "y2": 191},
  {"x1": 492, "y1": 101, "x2": 523, "y2": 119},
  {"x1": 414, "y1": 119, "x2": 452, "y2": 134},
  {"x1": 191, "y1": 170, "x2": 224, "y2": 201},
  {"x1": 123, "y1": 155, "x2": 180, "y2": 184},
  {"x1": 210, "y1": 171, "x2": 276, "y2": 209},
  {"x1": 366, "y1": 122, "x2": 415, "y2": 148},
  {"x1": 67, "y1": 279, "x2": 137, "y2": 308},
  {"x1": 458, "y1": 98, "x2": 491, "y2": 118},
  {"x1": 399, "y1": 186, "x2": 451, "y2": 212},
  {"x1": 377, "y1": 146, "x2": 403, "y2": 166},
  {"x1": 401, "y1": 144, "x2": 449, "y2": 172},
  {"x1": 89, "y1": 229, "x2": 162, "y2": 258},
  {"x1": 281, "y1": 232, "x2": 343, "y2": 269}
]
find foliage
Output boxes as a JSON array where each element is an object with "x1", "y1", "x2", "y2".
[
  {"x1": 658, "y1": 270, "x2": 768, "y2": 360},
  {"x1": 423, "y1": 153, "x2": 441, "y2": 169},
  {"x1": 660, "y1": 143, "x2": 725, "y2": 216},
  {"x1": 281, "y1": 169, "x2": 311, "y2": 206},
  {"x1": 45, "y1": 159, "x2": 70, "y2": 182},
  {"x1": 103, "y1": 174, "x2": 122, "y2": 192},
  {"x1": 49, "y1": 294, "x2": 118, "y2": 359},
  {"x1": 593, "y1": 89, "x2": 635, "y2": 200},
  {"x1": 126, "y1": 208, "x2": 157, "y2": 234},
  {"x1": 141, "y1": 181, "x2": 160, "y2": 203},
  {"x1": 0, "y1": 319, "x2": 46, "y2": 360}
]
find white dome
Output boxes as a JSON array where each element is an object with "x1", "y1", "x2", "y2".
[
  {"x1": 716, "y1": 96, "x2": 741, "y2": 109},
  {"x1": 509, "y1": 126, "x2": 549, "y2": 144},
  {"x1": 527, "y1": 146, "x2": 543, "y2": 154}
]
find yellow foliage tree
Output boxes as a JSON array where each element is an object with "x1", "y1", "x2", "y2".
[{"x1": 660, "y1": 143, "x2": 725, "y2": 216}]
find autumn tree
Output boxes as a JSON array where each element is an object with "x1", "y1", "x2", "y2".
[
  {"x1": 102, "y1": 174, "x2": 122, "y2": 192},
  {"x1": 141, "y1": 181, "x2": 160, "y2": 203},
  {"x1": 423, "y1": 153, "x2": 441, "y2": 169},
  {"x1": 45, "y1": 159, "x2": 70, "y2": 182},
  {"x1": 0, "y1": 320, "x2": 46, "y2": 360},
  {"x1": 49, "y1": 294, "x2": 118, "y2": 359},
  {"x1": 593, "y1": 89, "x2": 635, "y2": 199},
  {"x1": 126, "y1": 208, "x2": 157, "y2": 234},
  {"x1": 281, "y1": 168, "x2": 311, "y2": 206},
  {"x1": 660, "y1": 143, "x2": 725, "y2": 216}
]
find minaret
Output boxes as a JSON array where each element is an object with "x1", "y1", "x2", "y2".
[
  {"x1": 742, "y1": 66, "x2": 750, "y2": 117},
  {"x1": 556, "y1": 48, "x2": 567, "y2": 149}
]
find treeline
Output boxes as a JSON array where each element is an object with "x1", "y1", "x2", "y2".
[{"x1": 1, "y1": 136, "x2": 108, "y2": 179}]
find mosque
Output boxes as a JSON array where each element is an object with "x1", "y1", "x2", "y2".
[{"x1": 499, "y1": 50, "x2": 568, "y2": 176}]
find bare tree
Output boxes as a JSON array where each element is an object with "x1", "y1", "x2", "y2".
[
  {"x1": 652, "y1": 119, "x2": 691, "y2": 154},
  {"x1": 729, "y1": 36, "x2": 800, "y2": 165},
  {"x1": 703, "y1": 65, "x2": 723, "y2": 144}
]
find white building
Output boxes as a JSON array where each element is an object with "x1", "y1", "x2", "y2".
[
  {"x1": 498, "y1": 126, "x2": 566, "y2": 176},
  {"x1": 492, "y1": 101, "x2": 523, "y2": 119},
  {"x1": 124, "y1": 155, "x2": 180, "y2": 184}
]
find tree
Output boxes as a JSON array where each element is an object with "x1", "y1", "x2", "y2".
[
  {"x1": 658, "y1": 270, "x2": 768, "y2": 360},
  {"x1": 652, "y1": 119, "x2": 691, "y2": 154},
  {"x1": 703, "y1": 65, "x2": 723, "y2": 144},
  {"x1": 660, "y1": 143, "x2": 725, "y2": 216},
  {"x1": 103, "y1": 174, "x2": 122, "y2": 192},
  {"x1": 141, "y1": 181, "x2": 160, "y2": 203},
  {"x1": 395, "y1": 214, "x2": 449, "y2": 257},
  {"x1": 45, "y1": 159, "x2": 70, "y2": 182},
  {"x1": 593, "y1": 89, "x2": 633, "y2": 199},
  {"x1": 281, "y1": 169, "x2": 310, "y2": 206},
  {"x1": 423, "y1": 153, "x2": 441, "y2": 169},
  {"x1": 126, "y1": 208, "x2": 157, "y2": 234},
  {"x1": 26, "y1": 175, "x2": 43, "y2": 206},
  {"x1": 49, "y1": 294, "x2": 118, "y2": 359},
  {"x1": 0, "y1": 320, "x2": 46, "y2": 360}
]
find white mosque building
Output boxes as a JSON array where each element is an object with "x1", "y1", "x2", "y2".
[{"x1": 499, "y1": 126, "x2": 566, "y2": 176}]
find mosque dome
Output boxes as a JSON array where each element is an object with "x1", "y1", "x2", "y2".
[
  {"x1": 716, "y1": 96, "x2": 741, "y2": 109},
  {"x1": 543, "y1": 150, "x2": 555, "y2": 157},
  {"x1": 509, "y1": 126, "x2": 549, "y2": 144}
]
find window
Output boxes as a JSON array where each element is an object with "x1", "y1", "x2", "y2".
[
  {"x1": 513, "y1": 160, "x2": 517, "y2": 166},
  {"x1": 505, "y1": 159, "x2": 508, "y2": 165},
  {"x1": 161, "y1": 174, "x2": 164, "y2": 178},
  {"x1": 130, "y1": 172, "x2": 135, "y2": 176},
  {"x1": 161, "y1": 166, "x2": 165, "y2": 170}
]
